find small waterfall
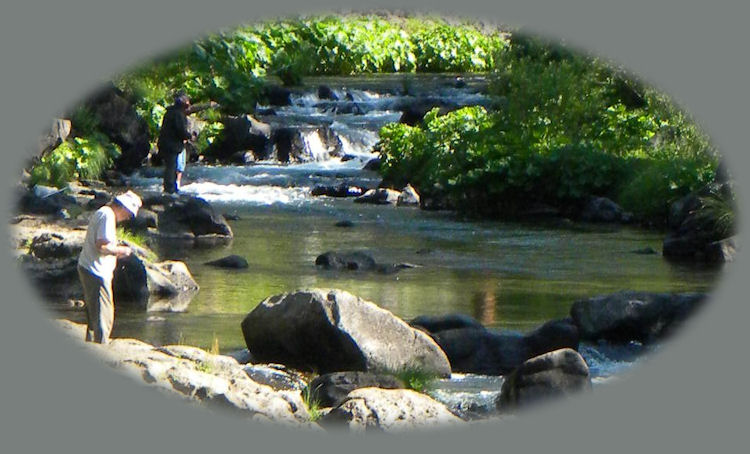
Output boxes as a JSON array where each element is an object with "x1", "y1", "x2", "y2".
[{"x1": 300, "y1": 130, "x2": 331, "y2": 162}]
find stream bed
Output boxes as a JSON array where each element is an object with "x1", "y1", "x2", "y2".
[{"x1": 78, "y1": 75, "x2": 725, "y2": 417}]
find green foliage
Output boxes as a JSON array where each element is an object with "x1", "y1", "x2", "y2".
[
  {"x1": 392, "y1": 367, "x2": 439, "y2": 393},
  {"x1": 694, "y1": 187, "x2": 736, "y2": 239},
  {"x1": 30, "y1": 134, "x2": 120, "y2": 188},
  {"x1": 380, "y1": 33, "x2": 720, "y2": 223},
  {"x1": 301, "y1": 384, "x2": 323, "y2": 422}
]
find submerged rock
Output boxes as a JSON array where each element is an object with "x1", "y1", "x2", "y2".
[
  {"x1": 320, "y1": 388, "x2": 464, "y2": 432},
  {"x1": 315, "y1": 251, "x2": 418, "y2": 274},
  {"x1": 205, "y1": 254, "x2": 249, "y2": 269},
  {"x1": 570, "y1": 291, "x2": 707, "y2": 344},
  {"x1": 496, "y1": 348, "x2": 592, "y2": 411},
  {"x1": 580, "y1": 196, "x2": 631, "y2": 223},
  {"x1": 240, "y1": 289, "x2": 452, "y2": 377}
]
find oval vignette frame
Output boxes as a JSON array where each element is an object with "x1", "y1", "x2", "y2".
[{"x1": 0, "y1": 0, "x2": 747, "y2": 453}]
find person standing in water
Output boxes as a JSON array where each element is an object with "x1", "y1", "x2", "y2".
[
  {"x1": 157, "y1": 91, "x2": 192, "y2": 194},
  {"x1": 77, "y1": 190, "x2": 142, "y2": 344}
]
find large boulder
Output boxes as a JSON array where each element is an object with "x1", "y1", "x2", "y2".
[
  {"x1": 397, "y1": 184, "x2": 421, "y2": 207},
  {"x1": 311, "y1": 183, "x2": 365, "y2": 198},
  {"x1": 496, "y1": 348, "x2": 592, "y2": 411},
  {"x1": 319, "y1": 388, "x2": 464, "y2": 432},
  {"x1": 307, "y1": 372, "x2": 406, "y2": 408},
  {"x1": 206, "y1": 115, "x2": 272, "y2": 162},
  {"x1": 240, "y1": 289, "x2": 452, "y2": 377},
  {"x1": 80, "y1": 83, "x2": 151, "y2": 174},
  {"x1": 431, "y1": 318, "x2": 579, "y2": 376},
  {"x1": 158, "y1": 196, "x2": 233, "y2": 240},
  {"x1": 570, "y1": 291, "x2": 707, "y2": 344}
]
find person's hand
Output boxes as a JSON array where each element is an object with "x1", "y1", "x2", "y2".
[{"x1": 118, "y1": 245, "x2": 132, "y2": 257}]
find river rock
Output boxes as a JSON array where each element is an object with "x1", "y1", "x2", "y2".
[
  {"x1": 265, "y1": 85, "x2": 292, "y2": 106},
  {"x1": 354, "y1": 188, "x2": 400, "y2": 205},
  {"x1": 397, "y1": 184, "x2": 421, "y2": 206},
  {"x1": 112, "y1": 254, "x2": 199, "y2": 311},
  {"x1": 29, "y1": 232, "x2": 82, "y2": 259},
  {"x1": 409, "y1": 313, "x2": 485, "y2": 334},
  {"x1": 240, "y1": 289, "x2": 452, "y2": 377},
  {"x1": 431, "y1": 318, "x2": 580, "y2": 376},
  {"x1": 307, "y1": 372, "x2": 406, "y2": 408},
  {"x1": 315, "y1": 251, "x2": 377, "y2": 271},
  {"x1": 311, "y1": 184, "x2": 364, "y2": 198},
  {"x1": 704, "y1": 237, "x2": 738, "y2": 264},
  {"x1": 317, "y1": 85, "x2": 338, "y2": 101},
  {"x1": 242, "y1": 364, "x2": 308, "y2": 391},
  {"x1": 496, "y1": 348, "x2": 592, "y2": 411},
  {"x1": 55, "y1": 320, "x2": 315, "y2": 428},
  {"x1": 121, "y1": 208, "x2": 158, "y2": 232},
  {"x1": 207, "y1": 115, "x2": 272, "y2": 161},
  {"x1": 17, "y1": 184, "x2": 79, "y2": 215},
  {"x1": 205, "y1": 254, "x2": 249, "y2": 269},
  {"x1": 158, "y1": 196, "x2": 233, "y2": 240},
  {"x1": 580, "y1": 196, "x2": 631, "y2": 223},
  {"x1": 37, "y1": 118, "x2": 72, "y2": 155},
  {"x1": 320, "y1": 388, "x2": 464, "y2": 432},
  {"x1": 569, "y1": 291, "x2": 707, "y2": 344},
  {"x1": 80, "y1": 83, "x2": 151, "y2": 174},
  {"x1": 362, "y1": 157, "x2": 381, "y2": 171}
]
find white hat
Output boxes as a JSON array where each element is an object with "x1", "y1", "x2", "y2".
[{"x1": 115, "y1": 190, "x2": 142, "y2": 217}]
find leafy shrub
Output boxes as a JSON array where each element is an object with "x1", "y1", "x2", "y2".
[{"x1": 30, "y1": 134, "x2": 120, "y2": 188}]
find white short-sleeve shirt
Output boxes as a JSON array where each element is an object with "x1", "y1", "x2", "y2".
[{"x1": 77, "y1": 206, "x2": 118, "y2": 280}]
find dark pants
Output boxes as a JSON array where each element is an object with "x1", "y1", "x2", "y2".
[{"x1": 160, "y1": 145, "x2": 181, "y2": 193}]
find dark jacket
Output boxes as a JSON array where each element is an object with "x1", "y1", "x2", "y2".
[{"x1": 157, "y1": 104, "x2": 190, "y2": 156}]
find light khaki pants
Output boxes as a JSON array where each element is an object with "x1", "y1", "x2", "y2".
[{"x1": 77, "y1": 266, "x2": 114, "y2": 344}]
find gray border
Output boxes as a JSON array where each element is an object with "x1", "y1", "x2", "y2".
[{"x1": 1, "y1": 0, "x2": 747, "y2": 452}]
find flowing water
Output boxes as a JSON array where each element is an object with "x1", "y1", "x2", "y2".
[{"x1": 87, "y1": 75, "x2": 723, "y2": 416}]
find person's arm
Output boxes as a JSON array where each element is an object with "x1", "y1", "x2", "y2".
[
  {"x1": 94, "y1": 209, "x2": 131, "y2": 258},
  {"x1": 96, "y1": 240, "x2": 132, "y2": 257}
]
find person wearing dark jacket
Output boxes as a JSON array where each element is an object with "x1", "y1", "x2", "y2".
[{"x1": 157, "y1": 92, "x2": 191, "y2": 194}]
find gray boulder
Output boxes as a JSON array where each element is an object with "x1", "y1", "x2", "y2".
[
  {"x1": 158, "y1": 196, "x2": 233, "y2": 240},
  {"x1": 240, "y1": 289, "x2": 452, "y2": 377},
  {"x1": 354, "y1": 188, "x2": 400, "y2": 205},
  {"x1": 307, "y1": 372, "x2": 406, "y2": 408},
  {"x1": 496, "y1": 348, "x2": 592, "y2": 411},
  {"x1": 570, "y1": 291, "x2": 707, "y2": 344},
  {"x1": 320, "y1": 388, "x2": 464, "y2": 432},
  {"x1": 242, "y1": 364, "x2": 307, "y2": 391},
  {"x1": 207, "y1": 114, "x2": 272, "y2": 162}
]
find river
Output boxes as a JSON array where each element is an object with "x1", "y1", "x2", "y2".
[{"x1": 99, "y1": 74, "x2": 722, "y2": 416}]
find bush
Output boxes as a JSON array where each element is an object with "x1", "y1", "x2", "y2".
[{"x1": 30, "y1": 134, "x2": 120, "y2": 188}]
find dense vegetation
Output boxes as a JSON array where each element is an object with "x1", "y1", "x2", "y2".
[
  {"x1": 379, "y1": 34, "x2": 719, "y2": 224},
  {"x1": 27, "y1": 16, "x2": 726, "y2": 229}
]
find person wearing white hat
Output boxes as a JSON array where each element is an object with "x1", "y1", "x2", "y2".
[{"x1": 77, "y1": 190, "x2": 142, "y2": 344}]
